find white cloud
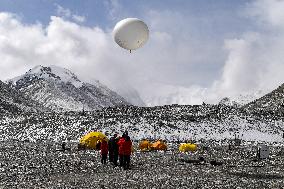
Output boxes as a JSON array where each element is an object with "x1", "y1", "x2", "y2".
[
  {"x1": 212, "y1": 0, "x2": 284, "y2": 102},
  {"x1": 138, "y1": 0, "x2": 284, "y2": 105},
  {"x1": 245, "y1": 0, "x2": 284, "y2": 29},
  {"x1": 104, "y1": 0, "x2": 123, "y2": 20},
  {"x1": 216, "y1": 33, "x2": 263, "y2": 94},
  {"x1": 55, "y1": 4, "x2": 85, "y2": 23},
  {"x1": 1, "y1": 0, "x2": 284, "y2": 106},
  {"x1": 0, "y1": 12, "x2": 108, "y2": 81},
  {"x1": 55, "y1": 4, "x2": 71, "y2": 18},
  {"x1": 0, "y1": 10, "x2": 218, "y2": 105},
  {"x1": 72, "y1": 15, "x2": 85, "y2": 23}
]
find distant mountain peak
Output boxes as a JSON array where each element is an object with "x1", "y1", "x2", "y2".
[
  {"x1": 7, "y1": 65, "x2": 130, "y2": 111},
  {"x1": 10, "y1": 65, "x2": 83, "y2": 88}
]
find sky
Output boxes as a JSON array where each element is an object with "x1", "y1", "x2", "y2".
[{"x1": 0, "y1": 0, "x2": 284, "y2": 106}]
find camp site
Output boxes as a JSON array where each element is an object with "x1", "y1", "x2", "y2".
[
  {"x1": 1, "y1": 0, "x2": 284, "y2": 188},
  {"x1": 1, "y1": 106, "x2": 284, "y2": 188}
]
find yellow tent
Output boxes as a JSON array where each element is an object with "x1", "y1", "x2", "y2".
[
  {"x1": 151, "y1": 140, "x2": 167, "y2": 151},
  {"x1": 139, "y1": 139, "x2": 151, "y2": 151},
  {"x1": 79, "y1": 132, "x2": 108, "y2": 150},
  {"x1": 179, "y1": 143, "x2": 197, "y2": 152}
]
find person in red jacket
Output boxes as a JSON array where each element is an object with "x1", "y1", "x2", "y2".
[
  {"x1": 100, "y1": 139, "x2": 108, "y2": 164},
  {"x1": 117, "y1": 136, "x2": 126, "y2": 167},
  {"x1": 122, "y1": 136, "x2": 132, "y2": 170}
]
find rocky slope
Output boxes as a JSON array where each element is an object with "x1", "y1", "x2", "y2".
[
  {"x1": 1, "y1": 103, "x2": 283, "y2": 143},
  {"x1": 243, "y1": 83, "x2": 284, "y2": 119},
  {"x1": 0, "y1": 80, "x2": 47, "y2": 114}
]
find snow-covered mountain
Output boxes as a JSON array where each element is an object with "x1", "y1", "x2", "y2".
[
  {"x1": 0, "y1": 80, "x2": 48, "y2": 114},
  {"x1": 244, "y1": 83, "x2": 284, "y2": 118},
  {"x1": 7, "y1": 65, "x2": 130, "y2": 111}
]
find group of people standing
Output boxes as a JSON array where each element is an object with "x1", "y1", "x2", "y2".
[{"x1": 100, "y1": 131, "x2": 132, "y2": 170}]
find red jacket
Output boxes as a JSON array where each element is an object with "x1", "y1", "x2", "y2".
[
  {"x1": 100, "y1": 140, "x2": 108, "y2": 155},
  {"x1": 117, "y1": 137, "x2": 132, "y2": 156},
  {"x1": 123, "y1": 140, "x2": 132, "y2": 156},
  {"x1": 117, "y1": 137, "x2": 125, "y2": 155}
]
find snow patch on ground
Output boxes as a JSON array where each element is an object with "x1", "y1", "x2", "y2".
[{"x1": 1, "y1": 114, "x2": 283, "y2": 143}]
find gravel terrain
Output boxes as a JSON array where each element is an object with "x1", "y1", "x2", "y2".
[{"x1": 1, "y1": 141, "x2": 284, "y2": 189}]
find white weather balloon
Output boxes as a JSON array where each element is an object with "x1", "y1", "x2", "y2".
[{"x1": 113, "y1": 18, "x2": 149, "y2": 52}]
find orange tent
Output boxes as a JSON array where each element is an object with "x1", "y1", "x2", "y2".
[
  {"x1": 139, "y1": 139, "x2": 151, "y2": 151},
  {"x1": 151, "y1": 140, "x2": 167, "y2": 151}
]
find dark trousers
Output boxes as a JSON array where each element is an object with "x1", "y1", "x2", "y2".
[
  {"x1": 119, "y1": 155, "x2": 124, "y2": 167},
  {"x1": 113, "y1": 153, "x2": 118, "y2": 166},
  {"x1": 123, "y1": 155, "x2": 130, "y2": 170},
  {"x1": 101, "y1": 154, "x2": 107, "y2": 164},
  {"x1": 109, "y1": 151, "x2": 114, "y2": 162}
]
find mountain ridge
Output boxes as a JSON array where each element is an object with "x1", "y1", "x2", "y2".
[
  {"x1": 7, "y1": 65, "x2": 130, "y2": 111},
  {"x1": 243, "y1": 83, "x2": 284, "y2": 119}
]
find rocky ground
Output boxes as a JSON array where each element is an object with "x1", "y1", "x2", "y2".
[{"x1": 1, "y1": 141, "x2": 284, "y2": 189}]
